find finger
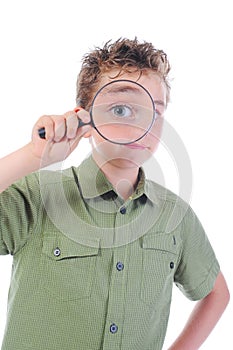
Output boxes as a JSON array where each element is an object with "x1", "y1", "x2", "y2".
[
  {"x1": 69, "y1": 125, "x2": 92, "y2": 153},
  {"x1": 76, "y1": 108, "x2": 91, "y2": 125},
  {"x1": 53, "y1": 116, "x2": 67, "y2": 142},
  {"x1": 65, "y1": 112, "x2": 79, "y2": 139},
  {"x1": 33, "y1": 115, "x2": 55, "y2": 141}
]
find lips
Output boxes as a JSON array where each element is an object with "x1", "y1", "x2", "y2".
[{"x1": 124, "y1": 143, "x2": 147, "y2": 150}]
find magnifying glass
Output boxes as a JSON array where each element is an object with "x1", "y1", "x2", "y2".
[{"x1": 38, "y1": 79, "x2": 156, "y2": 145}]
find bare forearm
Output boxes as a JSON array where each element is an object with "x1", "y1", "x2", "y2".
[
  {"x1": 0, "y1": 143, "x2": 40, "y2": 193},
  {"x1": 168, "y1": 272, "x2": 230, "y2": 350}
]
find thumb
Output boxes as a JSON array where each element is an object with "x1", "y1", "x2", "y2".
[{"x1": 69, "y1": 124, "x2": 92, "y2": 153}]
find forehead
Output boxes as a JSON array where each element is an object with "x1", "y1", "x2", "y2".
[{"x1": 97, "y1": 70, "x2": 166, "y2": 103}]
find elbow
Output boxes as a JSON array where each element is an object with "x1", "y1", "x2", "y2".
[
  {"x1": 224, "y1": 284, "x2": 230, "y2": 308},
  {"x1": 220, "y1": 274, "x2": 230, "y2": 309},
  {"x1": 213, "y1": 271, "x2": 230, "y2": 310}
]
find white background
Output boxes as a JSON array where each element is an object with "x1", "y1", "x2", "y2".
[{"x1": 0, "y1": 0, "x2": 232, "y2": 348}]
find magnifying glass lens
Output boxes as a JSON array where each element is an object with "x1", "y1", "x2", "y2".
[{"x1": 90, "y1": 80, "x2": 155, "y2": 144}]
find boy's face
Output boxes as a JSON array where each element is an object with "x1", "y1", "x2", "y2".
[{"x1": 86, "y1": 70, "x2": 167, "y2": 169}]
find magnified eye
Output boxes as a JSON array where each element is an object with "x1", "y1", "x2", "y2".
[{"x1": 111, "y1": 104, "x2": 133, "y2": 118}]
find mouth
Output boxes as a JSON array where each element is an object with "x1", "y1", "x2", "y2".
[{"x1": 124, "y1": 143, "x2": 148, "y2": 150}]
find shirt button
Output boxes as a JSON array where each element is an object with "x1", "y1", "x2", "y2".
[
  {"x1": 170, "y1": 261, "x2": 174, "y2": 269},
  {"x1": 116, "y1": 261, "x2": 124, "y2": 271},
  {"x1": 54, "y1": 248, "x2": 61, "y2": 257},
  {"x1": 120, "y1": 206, "x2": 126, "y2": 214},
  {"x1": 110, "y1": 323, "x2": 118, "y2": 334}
]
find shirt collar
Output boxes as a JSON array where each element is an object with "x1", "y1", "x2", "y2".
[
  {"x1": 76, "y1": 155, "x2": 114, "y2": 199},
  {"x1": 74, "y1": 155, "x2": 159, "y2": 205}
]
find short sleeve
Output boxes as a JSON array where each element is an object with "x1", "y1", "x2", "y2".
[
  {"x1": 0, "y1": 173, "x2": 41, "y2": 256},
  {"x1": 174, "y1": 206, "x2": 220, "y2": 301}
]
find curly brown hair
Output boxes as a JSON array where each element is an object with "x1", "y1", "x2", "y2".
[{"x1": 76, "y1": 37, "x2": 171, "y2": 109}]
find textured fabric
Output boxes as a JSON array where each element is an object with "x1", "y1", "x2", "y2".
[{"x1": 0, "y1": 155, "x2": 220, "y2": 350}]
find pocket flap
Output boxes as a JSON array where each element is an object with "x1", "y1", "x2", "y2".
[
  {"x1": 42, "y1": 232, "x2": 100, "y2": 260},
  {"x1": 142, "y1": 233, "x2": 181, "y2": 255}
]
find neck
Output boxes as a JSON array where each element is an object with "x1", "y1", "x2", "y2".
[{"x1": 92, "y1": 151, "x2": 140, "y2": 201}]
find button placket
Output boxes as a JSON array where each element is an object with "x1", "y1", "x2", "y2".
[{"x1": 102, "y1": 247, "x2": 129, "y2": 349}]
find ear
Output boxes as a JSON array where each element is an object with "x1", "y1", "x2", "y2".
[
  {"x1": 74, "y1": 107, "x2": 82, "y2": 113},
  {"x1": 73, "y1": 106, "x2": 92, "y2": 138}
]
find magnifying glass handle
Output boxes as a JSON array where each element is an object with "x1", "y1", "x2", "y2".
[
  {"x1": 38, "y1": 127, "x2": 46, "y2": 139},
  {"x1": 38, "y1": 119, "x2": 90, "y2": 139}
]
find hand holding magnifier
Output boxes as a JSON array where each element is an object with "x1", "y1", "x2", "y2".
[{"x1": 38, "y1": 80, "x2": 156, "y2": 145}]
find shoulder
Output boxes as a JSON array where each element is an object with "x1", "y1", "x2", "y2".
[
  {"x1": 38, "y1": 166, "x2": 76, "y2": 185},
  {"x1": 146, "y1": 179, "x2": 186, "y2": 205},
  {"x1": 145, "y1": 179, "x2": 191, "y2": 233},
  {"x1": 37, "y1": 166, "x2": 81, "y2": 202}
]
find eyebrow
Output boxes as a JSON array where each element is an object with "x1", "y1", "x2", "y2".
[
  {"x1": 99, "y1": 84, "x2": 166, "y2": 107},
  {"x1": 103, "y1": 87, "x2": 166, "y2": 105},
  {"x1": 154, "y1": 99, "x2": 166, "y2": 107},
  {"x1": 103, "y1": 85, "x2": 142, "y2": 95}
]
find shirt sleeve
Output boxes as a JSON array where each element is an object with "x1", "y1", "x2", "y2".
[
  {"x1": 0, "y1": 173, "x2": 41, "y2": 256},
  {"x1": 174, "y1": 206, "x2": 220, "y2": 301}
]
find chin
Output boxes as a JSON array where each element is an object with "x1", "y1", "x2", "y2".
[
  {"x1": 109, "y1": 151, "x2": 153, "y2": 169},
  {"x1": 92, "y1": 141, "x2": 154, "y2": 168}
]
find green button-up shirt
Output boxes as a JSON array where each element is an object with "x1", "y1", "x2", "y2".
[{"x1": 0, "y1": 155, "x2": 220, "y2": 350}]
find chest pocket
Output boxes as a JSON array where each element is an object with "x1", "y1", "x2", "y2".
[
  {"x1": 141, "y1": 233, "x2": 181, "y2": 306},
  {"x1": 42, "y1": 232, "x2": 100, "y2": 301}
]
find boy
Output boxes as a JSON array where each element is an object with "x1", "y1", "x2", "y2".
[{"x1": 0, "y1": 38, "x2": 229, "y2": 349}]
